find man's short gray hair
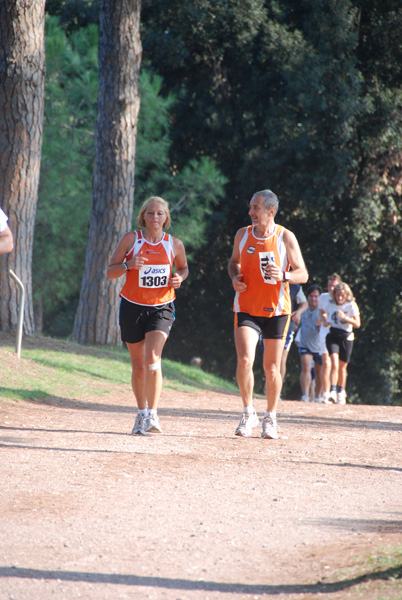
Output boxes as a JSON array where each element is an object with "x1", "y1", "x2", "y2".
[{"x1": 251, "y1": 190, "x2": 279, "y2": 216}]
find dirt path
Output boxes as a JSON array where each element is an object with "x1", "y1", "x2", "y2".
[{"x1": 1, "y1": 363, "x2": 402, "y2": 599}]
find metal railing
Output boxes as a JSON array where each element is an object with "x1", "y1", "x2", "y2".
[{"x1": 8, "y1": 269, "x2": 25, "y2": 358}]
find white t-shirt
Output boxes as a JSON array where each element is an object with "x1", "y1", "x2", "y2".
[
  {"x1": 0, "y1": 207, "x2": 8, "y2": 232},
  {"x1": 327, "y1": 299, "x2": 360, "y2": 341},
  {"x1": 318, "y1": 292, "x2": 331, "y2": 347},
  {"x1": 295, "y1": 287, "x2": 307, "y2": 305},
  {"x1": 318, "y1": 292, "x2": 332, "y2": 320}
]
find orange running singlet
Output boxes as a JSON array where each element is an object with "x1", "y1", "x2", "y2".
[
  {"x1": 120, "y1": 230, "x2": 175, "y2": 306},
  {"x1": 233, "y1": 225, "x2": 291, "y2": 317}
]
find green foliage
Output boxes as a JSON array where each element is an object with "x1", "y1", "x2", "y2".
[
  {"x1": 46, "y1": 0, "x2": 99, "y2": 34},
  {"x1": 134, "y1": 70, "x2": 228, "y2": 254},
  {"x1": 141, "y1": 0, "x2": 402, "y2": 404},
  {"x1": 34, "y1": 3, "x2": 402, "y2": 405},
  {"x1": 0, "y1": 337, "x2": 236, "y2": 403},
  {"x1": 35, "y1": 16, "x2": 98, "y2": 331},
  {"x1": 35, "y1": 16, "x2": 227, "y2": 337}
]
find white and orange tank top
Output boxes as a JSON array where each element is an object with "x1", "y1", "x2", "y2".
[
  {"x1": 120, "y1": 230, "x2": 175, "y2": 306},
  {"x1": 233, "y1": 225, "x2": 291, "y2": 317}
]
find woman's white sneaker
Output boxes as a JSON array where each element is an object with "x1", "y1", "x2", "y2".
[
  {"x1": 146, "y1": 415, "x2": 163, "y2": 433},
  {"x1": 235, "y1": 412, "x2": 259, "y2": 437},
  {"x1": 131, "y1": 414, "x2": 148, "y2": 435}
]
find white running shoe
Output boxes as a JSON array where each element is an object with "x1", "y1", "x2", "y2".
[
  {"x1": 323, "y1": 392, "x2": 332, "y2": 404},
  {"x1": 146, "y1": 415, "x2": 162, "y2": 433},
  {"x1": 235, "y1": 411, "x2": 259, "y2": 437},
  {"x1": 301, "y1": 394, "x2": 309, "y2": 403},
  {"x1": 261, "y1": 415, "x2": 278, "y2": 440},
  {"x1": 131, "y1": 414, "x2": 148, "y2": 435},
  {"x1": 314, "y1": 396, "x2": 324, "y2": 403},
  {"x1": 328, "y1": 391, "x2": 337, "y2": 404},
  {"x1": 336, "y1": 391, "x2": 346, "y2": 405}
]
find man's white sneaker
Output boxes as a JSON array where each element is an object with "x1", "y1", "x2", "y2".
[
  {"x1": 301, "y1": 394, "x2": 309, "y2": 403},
  {"x1": 261, "y1": 415, "x2": 278, "y2": 440},
  {"x1": 336, "y1": 391, "x2": 346, "y2": 405},
  {"x1": 146, "y1": 415, "x2": 162, "y2": 433},
  {"x1": 131, "y1": 414, "x2": 148, "y2": 435},
  {"x1": 235, "y1": 411, "x2": 259, "y2": 437}
]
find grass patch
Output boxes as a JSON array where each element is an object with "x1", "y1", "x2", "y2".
[
  {"x1": 321, "y1": 545, "x2": 402, "y2": 599},
  {"x1": 0, "y1": 335, "x2": 237, "y2": 403},
  {"x1": 162, "y1": 358, "x2": 237, "y2": 392}
]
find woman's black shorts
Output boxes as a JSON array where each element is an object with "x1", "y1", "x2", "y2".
[
  {"x1": 326, "y1": 328, "x2": 354, "y2": 363},
  {"x1": 119, "y1": 297, "x2": 175, "y2": 344}
]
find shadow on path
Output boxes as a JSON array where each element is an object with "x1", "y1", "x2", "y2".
[
  {"x1": 2, "y1": 389, "x2": 402, "y2": 434},
  {"x1": 294, "y1": 459, "x2": 402, "y2": 473},
  {"x1": 308, "y1": 517, "x2": 402, "y2": 534},
  {"x1": 0, "y1": 564, "x2": 401, "y2": 595}
]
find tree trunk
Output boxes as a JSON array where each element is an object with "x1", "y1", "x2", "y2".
[
  {"x1": 0, "y1": 0, "x2": 46, "y2": 335},
  {"x1": 72, "y1": 0, "x2": 142, "y2": 345}
]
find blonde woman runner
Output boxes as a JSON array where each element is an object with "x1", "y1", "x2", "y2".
[
  {"x1": 325, "y1": 282, "x2": 360, "y2": 404},
  {"x1": 108, "y1": 196, "x2": 188, "y2": 435}
]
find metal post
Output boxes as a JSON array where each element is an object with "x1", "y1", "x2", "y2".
[{"x1": 8, "y1": 269, "x2": 25, "y2": 359}]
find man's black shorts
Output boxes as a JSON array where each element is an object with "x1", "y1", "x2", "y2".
[
  {"x1": 119, "y1": 297, "x2": 175, "y2": 344},
  {"x1": 234, "y1": 312, "x2": 290, "y2": 340}
]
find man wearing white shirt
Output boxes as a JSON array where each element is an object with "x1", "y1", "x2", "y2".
[{"x1": 0, "y1": 207, "x2": 14, "y2": 255}]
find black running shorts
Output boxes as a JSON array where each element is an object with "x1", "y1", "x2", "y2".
[
  {"x1": 119, "y1": 297, "x2": 175, "y2": 344},
  {"x1": 234, "y1": 312, "x2": 290, "y2": 340},
  {"x1": 326, "y1": 331, "x2": 353, "y2": 363}
]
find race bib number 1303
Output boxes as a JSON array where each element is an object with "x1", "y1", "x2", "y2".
[{"x1": 139, "y1": 264, "x2": 170, "y2": 288}]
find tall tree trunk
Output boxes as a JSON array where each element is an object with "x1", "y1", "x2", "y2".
[
  {"x1": 73, "y1": 0, "x2": 142, "y2": 345},
  {"x1": 0, "y1": 0, "x2": 46, "y2": 335}
]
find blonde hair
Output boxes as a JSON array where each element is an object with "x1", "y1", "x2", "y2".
[
  {"x1": 330, "y1": 282, "x2": 355, "y2": 304},
  {"x1": 137, "y1": 196, "x2": 171, "y2": 229}
]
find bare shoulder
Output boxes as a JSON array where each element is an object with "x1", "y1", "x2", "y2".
[
  {"x1": 121, "y1": 231, "x2": 136, "y2": 247},
  {"x1": 281, "y1": 226, "x2": 299, "y2": 246},
  {"x1": 108, "y1": 231, "x2": 136, "y2": 266},
  {"x1": 230, "y1": 227, "x2": 248, "y2": 262},
  {"x1": 172, "y1": 236, "x2": 188, "y2": 261},
  {"x1": 172, "y1": 236, "x2": 185, "y2": 251},
  {"x1": 234, "y1": 226, "x2": 248, "y2": 240}
]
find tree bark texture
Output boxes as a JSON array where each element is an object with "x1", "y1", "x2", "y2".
[
  {"x1": 0, "y1": 0, "x2": 46, "y2": 335},
  {"x1": 73, "y1": 0, "x2": 142, "y2": 345}
]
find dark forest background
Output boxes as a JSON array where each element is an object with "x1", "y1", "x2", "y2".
[{"x1": 38, "y1": 0, "x2": 402, "y2": 404}]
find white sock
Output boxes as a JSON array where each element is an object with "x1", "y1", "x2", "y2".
[
  {"x1": 148, "y1": 409, "x2": 157, "y2": 418},
  {"x1": 265, "y1": 410, "x2": 276, "y2": 420},
  {"x1": 243, "y1": 405, "x2": 254, "y2": 414},
  {"x1": 138, "y1": 409, "x2": 147, "y2": 417}
]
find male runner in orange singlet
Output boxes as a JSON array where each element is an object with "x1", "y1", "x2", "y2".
[{"x1": 228, "y1": 190, "x2": 308, "y2": 439}]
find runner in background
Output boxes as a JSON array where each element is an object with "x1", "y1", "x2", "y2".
[
  {"x1": 298, "y1": 284, "x2": 323, "y2": 403},
  {"x1": 326, "y1": 282, "x2": 360, "y2": 404},
  {"x1": 317, "y1": 273, "x2": 342, "y2": 403},
  {"x1": 280, "y1": 283, "x2": 307, "y2": 388}
]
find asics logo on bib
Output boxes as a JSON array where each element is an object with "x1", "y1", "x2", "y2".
[{"x1": 144, "y1": 267, "x2": 166, "y2": 275}]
